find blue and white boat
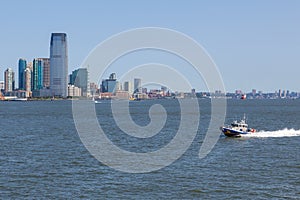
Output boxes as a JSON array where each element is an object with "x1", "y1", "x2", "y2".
[{"x1": 220, "y1": 115, "x2": 256, "y2": 137}]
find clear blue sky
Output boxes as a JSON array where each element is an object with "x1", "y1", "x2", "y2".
[{"x1": 0, "y1": 0, "x2": 299, "y2": 92}]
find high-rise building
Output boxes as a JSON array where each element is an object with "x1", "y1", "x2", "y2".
[
  {"x1": 32, "y1": 58, "x2": 43, "y2": 91},
  {"x1": 134, "y1": 78, "x2": 141, "y2": 93},
  {"x1": 24, "y1": 67, "x2": 31, "y2": 97},
  {"x1": 50, "y1": 33, "x2": 68, "y2": 97},
  {"x1": 18, "y1": 58, "x2": 27, "y2": 90},
  {"x1": 41, "y1": 58, "x2": 50, "y2": 88},
  {"x1": 278, "y1": 89, "x2": 282, "y2": 98},
  {"x1": 115, "y1": 81, "x2": 122, "y2": 91},
  {"x1": 4, "y1": 68, "x2": 15, "y2": 92},
  {"x1": 69, "y1": 68, "x2": 89, "y2": 96},
  {"x1": 124, "y1": 81, "x2": 133, "y2": 94},
  {"x1": 101, "y1": 73, "x2": 117, "y2": 93},
  {"x1": 27, "y1": 62, "x2": 33, "y2": 71}
]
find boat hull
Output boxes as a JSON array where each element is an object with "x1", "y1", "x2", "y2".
[{"x1": 221, "y1": 127, "x2": 249, "y2": 137}]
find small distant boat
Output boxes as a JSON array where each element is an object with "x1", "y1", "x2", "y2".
[{"x1": 220, "y1": 115, "x2": 256, "y2": 137}]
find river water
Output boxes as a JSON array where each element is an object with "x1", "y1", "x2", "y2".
[{"x1": 1, "y1": 99, "x2": 299, "y2": 199}]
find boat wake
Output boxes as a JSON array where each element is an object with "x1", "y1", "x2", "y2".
[{"x1": 242, "y1": 128, "x2": 300, "y2": 138}]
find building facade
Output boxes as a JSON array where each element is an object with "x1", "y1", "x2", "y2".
[
  {"x1": 41, "y1": 58, "x2": 50, "y2": 88},
  {"x1": 124, "y1": 81, "x2": 133, "y2": 94},
  {"x1": 4, "y1": 68, "x2": 15, "y2": 92},
  {"x1": 68, "y1": 85, "x2": 82, "y2": 97},
  {"x1": 134, "y1": 78, "x2": 141, "y2": 93},
  {"x1": 24, "y1": 67, "x2": 31, "y2": 97},
  {"x1": 69, "y1": 68, "x2": 89, "y2": 96},
  {"x1": 50, "y1": 33, "x2": 68, "y2": 97},
  {"x1": 32, "y1": 58, "x2": 43, "y2": 91},
  {"x1": 101, "y1": 73, "x2": 117, "y2": 93},
  {"x1": 18, "y1": 58, "x2": 27, "y2": 90}
]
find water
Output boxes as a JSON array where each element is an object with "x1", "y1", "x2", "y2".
[{"x1": 1, "y1": 99, "x2": 299, "y2": 199}]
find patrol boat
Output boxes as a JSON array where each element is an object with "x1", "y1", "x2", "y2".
[{"x1": 220, "y1": 115, "x2": 256, "y2": 137}]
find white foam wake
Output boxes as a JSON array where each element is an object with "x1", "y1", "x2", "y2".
[{"x1": 242, "y1": 128, "x2": 300, "y2": 138}]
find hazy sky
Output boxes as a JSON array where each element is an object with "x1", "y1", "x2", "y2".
[{"x1": 0, "y1": 0, "x2": 299, "y2": 92}]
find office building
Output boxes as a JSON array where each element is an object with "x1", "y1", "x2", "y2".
[
  {"x1": 134, "y1": 78, "x2": 141, "y2": 93},
  {"x1": 27, "y1": 62, "x2": 33, "y2": 71},
  {"x1": 101, "y1": 73, "x2": 117, "y2": 93},
  {"x1": 69, "y1": 68, "x2": 89, "y2": 96},
  {"x1": 4, "y1": 68, "x2": 15, "y2": 92},
  {"x1": 32, "y1": 58, "x2": 43, "y2": 90},
  {"x1": 124, "y1": 81, "x2": 133, "y2": 94},
  {"x1": 68, "y1": 84, "x2": 82, "y2": 97},
  {"x1": 24, "y1": 67, "x2": 31, "y2": 97},
  {"x1": 50, "y1": 33, "x2": 68, "y2": 97},
  {"x1": 18, "y1": 58, "x2": 27, "y2": 90},
  {"x1": 41, "y1": 58, "x2": 50, "y2": 88}
]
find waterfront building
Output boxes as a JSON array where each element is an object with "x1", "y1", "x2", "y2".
[
  {"x1": 4, "y1": 68, "x2": 15, "y2": 92},
  {"x1": 50, "y1": 33, "x2": 68, "y2": 97},
  {"x1": 124, "y1": 81, "x2": 133, "y2": 94},
  {"x1": 24, "y1": 67, "x2": 31, "y2": 97},
  {"x1": 101, "y1": 73, "x2": 117, "y2": 93},
  {"x1": 283, "y1": 90, "x2": 287, "y2": 98},
  {"x1": 278, "y1": 89, "x2": 282, "y2": 98},
  {"x1": 32, "y1": 58, "x2": 43, "y2": 91},
  {"x1": 68, "y1": 84, "x2": 82, "y2": 97},
  {"x1": 89, "y1": 82, "x2": 99, "y2": 96},
  {"x1": 18, "y1": 58, "x2": 27, "y2": 90},
  {"x1": 41, "y1": 58, "x2": 50, "y2": 88},
  {"x1": 115, "y1": 81, "x2": 122, "y2": 91},
  {"x1": 69, "y1": 68, "x2": 89, "y2": 96},
  {"x1": 27, "y1": 62, "x2": 33, "y2": 71},
  {"x1": 0, "y1": 81, "x2": 4, "y2": 92},
  {"x1": 252, "y1": 89, "x2": 257, "y2": 97},
  {"x1": 115, "y1": 90, "x2": 130, "y2": 99},
  {"x1": 134, "y1": 78, "x2": 141, "y2": 93}
]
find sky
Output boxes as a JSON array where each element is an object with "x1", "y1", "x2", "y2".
[{"x1": 0, "y1": 0, "x2": 299, "y2": 92}]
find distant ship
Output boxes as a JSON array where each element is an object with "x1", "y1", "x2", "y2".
[
  {"x1": 220, "y1": 115, "x2": 256, "y2": 137},
  {"x1": 241, "y1": 94, "x2": 247, "y2": 100}
]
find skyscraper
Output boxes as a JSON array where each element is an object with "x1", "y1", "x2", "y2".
[
  {"x1": 101, "y1": 73, "x2": 117, "y2": 93},
  {"x1": 134, "y1": 78, "x2": 141, "y2": 93},
  {"x1": 41, "y1": 58, "x2": 50, "y2": 88},
  {"x1": 24, "y1": 67, "x2": 31, "y2": 97},
  {"x1": 124, "y1": 81, "x2": 133, "y2": 94},
  {"x1": 69, "y1": 68, "x2": 89, "y2": 96},
  {"x1": 18, "y1": 58, "x2": 27, "y2": 90},
  {"x1": 50, "y1": 33, "x2": 68, "y2": 97},
  {"x1": 32, "y1": 58, "x2": 43, "y2": 91},
  {"x1": 4, "y1": 68, "x2": 15, "y2": 92}
]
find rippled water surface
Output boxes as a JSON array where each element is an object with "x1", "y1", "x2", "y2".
[{"x1": 1, "y1": 99, "x2": 299, "y2": 199}]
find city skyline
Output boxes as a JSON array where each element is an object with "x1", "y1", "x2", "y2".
[
  {"x1": 0, "y1": 1, "x2": 299, "y2": 92},
  {"x1": 1, "y1": 64, "x2": 300, "y2": 95}
]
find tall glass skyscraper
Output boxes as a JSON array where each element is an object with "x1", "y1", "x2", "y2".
[
  {"x1": 18, "y1": 58, "x2": 27, "y2": 90},
  {"x1": 69, "y1": 68, "x2": 89, "y2": 96},
  {"x1": 32, "y1": 58, "x2": 43, "y2": 91},
  {"x1": 101, "y1": 73, "x2": 117, "y2": 93},
  {"x1": 50, "y1": 33, "x2": 68, "y2": 97},
  {"x1": 134, "y1": 78, "x2": 142, "y2": 93}
]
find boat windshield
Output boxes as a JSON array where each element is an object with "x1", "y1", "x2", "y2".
[{"x1": 231, "y1": 123, "x2": 248, "y2": 128}]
